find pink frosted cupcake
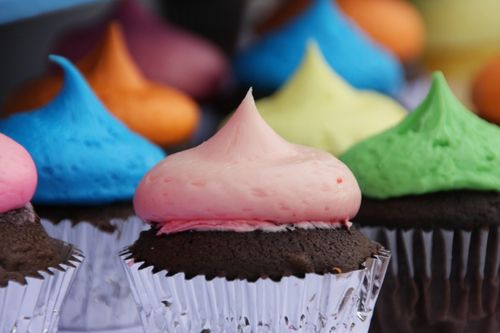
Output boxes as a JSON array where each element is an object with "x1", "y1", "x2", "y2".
[{"x1": 121, "y1": 91, "x2": 390, "y2": 332}]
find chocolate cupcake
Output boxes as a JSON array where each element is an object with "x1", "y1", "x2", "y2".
[
  {"x1": 341, "y1": 72, "x2": 500, "y2": 332},
  {"x1": 0, "y1": 56, "x2": 164, "y2": 332},
  {"x1": 121, "y1": 91, "x2": 390, "y2": 332},
  {"x1": 0, "y1": 133, "x2": 82, "y2": 332}
]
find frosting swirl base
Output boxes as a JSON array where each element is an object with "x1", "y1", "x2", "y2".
[
  {"x1": 158, "y1": 219, "x2": 350, "y2": 234},
  {"x1": 128, "y1": 225, "x2": 380, "y2": 281}
]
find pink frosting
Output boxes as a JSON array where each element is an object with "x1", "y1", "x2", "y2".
[
  {"x1": 0, "y1": 134, "x2": 37, "y2": 213},
  {"x1": 134, "y1": 91, "x2": 361, "y2": 234}
]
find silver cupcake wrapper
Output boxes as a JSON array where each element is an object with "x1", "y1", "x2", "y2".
[
  {"x1": 359, "y1": 225, "x2": 500, "y2": 331},
  {"x1": 41, "y1": 216, "x2": 148, "y2": 332},
  {"x1": 120, "y1": 248, "x2": 390, "y2": 333},
  {"x1": 0, "y1": 244, "x2": 83, "y2": 333}
]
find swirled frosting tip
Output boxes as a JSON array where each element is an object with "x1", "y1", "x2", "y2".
[
  {"x1": 0, "y1": 134, "x2": 37, "y2": 214},
  {"x1": 134, "y1": 90, "x2": 362, "y2": 234}
]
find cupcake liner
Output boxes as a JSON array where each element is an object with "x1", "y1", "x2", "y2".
[
  {"x1": 359, "y1": 225, "x2": 500, "y2": 333},
  {"x1": 0, "y1": 242, "x2": 83, "y2": 333},
  {"x1": 120, "y1": 248, "x2": 390, "y2": 333},
  {"x1": 41, "y1": 216, "x2": 147, "y2": 332}
]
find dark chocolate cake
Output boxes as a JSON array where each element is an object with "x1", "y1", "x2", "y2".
[
  {"x1": 0, "y1": 204, "x2": 73, "y2": 286},
  {"x1": 354, "y1": 190, "x2": 500, "y2": 230},
  {"x1": 127, "y1": 226, "x2": 380, "y2": 281}
]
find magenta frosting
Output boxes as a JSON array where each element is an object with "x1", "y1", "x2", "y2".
[
  {"x1": 0, "y1": 133, "x2": 37, "y2": 213},
  {"x1": 55, "y1": 0, "x2": 228, "y2": 99},
  {"x1": 134, "y1": 91, "x2": 361, "y2": 234}
]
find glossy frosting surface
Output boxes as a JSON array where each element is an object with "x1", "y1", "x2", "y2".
[
  {"x1": 233, "y1": 0, "x2": 403, "y2": 95},
  {"x1": 341, "y1": 72, "x2": 500, "y2": 199},
  {"x1": 0, "y1": 134, "x2": 37, "y2": 213},
  {"x1": 0, "y1": 56, "x2": 165, "y2": 205},
  {"x1": 135, "y1": 91, "x2": 361, "y2": 233},
  {"x1": 257, "y1": 43, "x2": 406, "y2": 156}
]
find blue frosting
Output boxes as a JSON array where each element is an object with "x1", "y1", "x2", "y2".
[
  {"x1": 233, "y1": 0, "x2": 404, "y2": 95},
  {"x1": 0, "y1": 55, "x2": 165, "y2": 205}
]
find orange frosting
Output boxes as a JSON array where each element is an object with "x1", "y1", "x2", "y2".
[
  {"x1": 259, "y1": 0, "x2": 424, "y2": 61},
  {"x1": 3, "y1": 23, "x2": 199, "y2": 147},
  {"x1": 472, "y1": 55, "x2": 500, "y2": 125}
]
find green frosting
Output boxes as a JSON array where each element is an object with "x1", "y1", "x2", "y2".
[{"x1": 341, "y1": 72, "x2": 500, "y2": 199}]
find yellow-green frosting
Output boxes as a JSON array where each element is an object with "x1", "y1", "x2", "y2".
[
  {"x1": 341, "y1": 72, "x2": 500, "y2": 199},
  {"x1": 256, "y1": 43, "x2": 406, "y2": 156}
]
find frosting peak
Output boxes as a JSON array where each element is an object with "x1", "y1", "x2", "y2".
[
  {"x1": 0, "y1": 134, "x2": 37, "y2": 213},
  {"x1": 200, "y1": 91, "x2": 293, "y2": 159},
  {"x1": 134, "y1": 91, "x2": 361, "y2": 234},
  {"x1": 257, "y1": 43, "x2": 406, "y2": 155},
  {"x1": 0, "y1": 56, "x2": 165, "y2": 205},
  {"x1": 341, "y1": 72, "x2": 500, "y2": 199},
  {"x1": 80, "y1": 22, "x2": 144, "y2": 90}
]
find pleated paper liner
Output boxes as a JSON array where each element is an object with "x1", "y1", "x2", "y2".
[
  {"x1": 0, "y1": 241, "x2": 83, "y2": 333},
  {"x1": 41, "y1": 216, "x2": 148, "y2": 332},
  {"x1": 119, "y1": 247, "x2": 390, "y2": 333},
  {"x1": 359, "y1": 225, "x2": 500, "y2": 333}
]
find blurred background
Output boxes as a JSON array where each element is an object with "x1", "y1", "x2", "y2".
[{"x1": 1, "y1": 0, "x2": 500, "y2": 113}]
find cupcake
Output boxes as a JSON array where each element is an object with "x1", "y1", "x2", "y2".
[
  {"x1": 256, "y1": 42, "x2": 406, "y2": 156},
  {"x1": 233, "y1": 0, "x2": 403, "y2": 96},
  {"x1": 472, "y1": 54, "x2": 500, "y2": 125},
  {"x1": 4, "y1": 23, "x2": 200, "y2": 148},
  {"x1": 0, "y1": 133, "x2": 82, "y2": 332},
  {"x1": 0, "y1": 56, "x2": 165, "y2": 332},
  {"x1": 120, "y1": 91, "x2": 390, "y2": 332},
  {"x1": 55, "y1": 0, "x2": 228, "y2": 100},
  {"x1": 341, "y1": 72, "x2": 500, "y2": 332}
]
